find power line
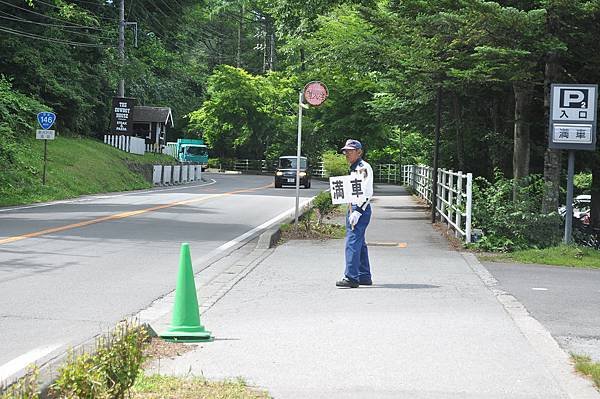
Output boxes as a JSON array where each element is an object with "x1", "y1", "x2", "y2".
[
  {"x1": 33, "y1": 0, "x2": 116, "y2": 21},
  {"x1": 0, "y1": 11, "x2": 115, "y2": 40},
  {"x1": 144, "y1": 0, "x2": 170, "y2": 20},
  {"x1": 36, "y1": 0, "x2": 114, "y2": 21},
  {"x1": 70, "y1": 0, "x2": 113, "y2": 6},
  {"x1": 0, "y1": 25, "x2": 112, "y2": 47},
  {"x1": 154, "y1": 0, "x2": 176, "y2": 15},
  {"x1": 0, "y1": 0, "x2": 103, "y2": 30}
]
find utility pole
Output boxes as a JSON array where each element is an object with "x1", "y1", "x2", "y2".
[
  {"x1": 118, "y1": 0, "x2": 125, "y2": 97},
  {"x1": 431, "y1": 85, "x2": 442, "y2": 224}
]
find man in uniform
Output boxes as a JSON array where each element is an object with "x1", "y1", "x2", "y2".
[{"x1": 336, "y1": 139, "x2": 374, "y2": 288}]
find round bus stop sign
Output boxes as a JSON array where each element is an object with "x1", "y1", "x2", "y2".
[{"x1": 303, "y1": 81, "x2": 328, "y2": 106}]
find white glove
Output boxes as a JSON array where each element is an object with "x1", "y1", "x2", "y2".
[{"x1": 349, "y1": 210, "x2": 362, "y2": 226}]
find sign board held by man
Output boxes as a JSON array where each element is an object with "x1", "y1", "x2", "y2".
[{"x1": 329, "y1": 175, "x2": 367, "y2": 205}]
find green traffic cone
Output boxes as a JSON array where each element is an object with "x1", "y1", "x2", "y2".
[{"x1": 160, "y1": 243, "x2": 212, "y2": 342}]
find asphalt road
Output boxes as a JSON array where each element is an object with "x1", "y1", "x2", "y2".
[
  {"x1": 483, "y1": 262, "x2": 600, "y2": 361},
  {"x1": 0, "y1": 173, "x2": 327, "y2": 379}
]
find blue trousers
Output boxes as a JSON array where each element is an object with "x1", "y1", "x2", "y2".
[{"x1": 344, "y1": 204, "x2": 371, "y2": 283}]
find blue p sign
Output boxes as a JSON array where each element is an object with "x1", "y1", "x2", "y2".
[{"x1": 37, "y1": 112, "x2": 56, "y2": 130}]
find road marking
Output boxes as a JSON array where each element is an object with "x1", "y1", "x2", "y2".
[
  {"x1": 0, "y1": 343, "x2": 62, "y2": 382},
  {"x1": 138, "y1": 196, "x2": 314, "y2": 323},
  {"x1": 0, "y1": 182, "x2": 272, "y2": 246},
  {"x1": 209, "y1": 198, "x2": 312, "y2": 254},
  {"x1": 532, "y1": 287, "x2": 549, "y2": 291},
  {"x1": 0, "y1": 179, "x2": 218, "y2": 213},
  {"x1": 366, "y1": 241, "x2": 408, "y2": 248}
]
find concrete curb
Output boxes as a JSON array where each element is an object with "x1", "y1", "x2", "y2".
[
  {"x1": 256, "y1": 193, "x2": 321, "y2": 249},
  {"x1": 461, "y1": 252, "x2": 600, "y2": 399},
  {"x1": 257, "y1": 227, "x2": 281, "y2": 249}
]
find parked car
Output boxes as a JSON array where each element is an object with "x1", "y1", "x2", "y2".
[
  {"x1": 559, "y1": 194, "x2": 591, "y2": 219},
  {"x1": 274, "y1": 156, "x2": 311, "y2": 188}
]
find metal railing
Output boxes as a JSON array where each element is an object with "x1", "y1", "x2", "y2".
[
  {"x1": 232, "y1": 159, "x2": 274, "y2": 173},
  {"x1": 374, "y1": 164, "x2": 402, "y2": 184},
  {"x1": 403, "y1": 165, "x2": 473, "y2": 243}
]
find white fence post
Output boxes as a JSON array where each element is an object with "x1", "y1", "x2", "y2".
[
  {"x1": 455, "y1": 172, "x2": 463, "y2": 238},
  {"x1": 466, "y1": 173, "x2": 473, "y2": 243}
]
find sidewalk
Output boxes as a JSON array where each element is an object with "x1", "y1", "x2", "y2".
[{"x1": 147, "y1": 185, "x2": 599, "y2": 398}]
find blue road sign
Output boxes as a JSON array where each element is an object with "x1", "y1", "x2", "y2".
[{"x1": 37, "y1": 112, "x2": 56, "y2": 130}]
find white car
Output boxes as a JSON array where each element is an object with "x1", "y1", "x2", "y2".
[{"x1": 559, "y1": 194, "x2": 591, "y2": 218}]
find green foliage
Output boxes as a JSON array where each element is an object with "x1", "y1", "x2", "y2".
[
  {"x1": 483, "y1": 245, "x2": 600, "y2": 268},
  {"x1": 471, "y1": 171, "x2": 562, "y2": 251},
  {"x1": 0, "y1": 366, "x2": 40, "y2": 399},
  {"x1": 574, "y1": 173, "x2": 592, "y2": 194},
  {"x1": 366, "y1": 129, "x2": 432, "y2": 165},
  {"x1": 0, "y1": 77, "x2": 49, "y2": 165},
  {"x1": 322, "y1": 150, "x2": 347, "y2": 177},
  {"x1": 50, "y1": 321, "x2": 148, "y2": 399},
  {"x1": 188, "y1": 66, "x2": 297, "y2": 159},
  {"x1": 313, "y1": 190, "x2": 335, "y2": 224},
  {"x1": 572, "y1": 355, "x2": 600, "y2": 389}
]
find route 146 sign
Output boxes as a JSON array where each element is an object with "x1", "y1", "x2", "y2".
[{"x1": 37, "y1": 112, "x2": 56, "y2": 130}]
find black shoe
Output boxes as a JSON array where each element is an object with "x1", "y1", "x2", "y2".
[
  {"x1": 336, "y1": 278, "x2": 359, "y2": 288},
  {"x1": 359, "y1": 279, "x2": 373, "y2": 286}
]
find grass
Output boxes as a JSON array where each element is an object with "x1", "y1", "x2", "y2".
[
  {"x1": 572, "y1": 354, "x2": 600, "y2": 389},
  {"x1": 478, "y1": 245, "x2": 600, "y2": 268},
  {"x1": 0, "y1": 136, "x2": 177, "y2": 207},
  {"x1": 131, "y1": 374, "x2": 270, "y2": 399}
]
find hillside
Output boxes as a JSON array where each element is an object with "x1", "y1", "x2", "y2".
[{"x1": 0, "y1": 136, "x2": 177, "y2": 207}]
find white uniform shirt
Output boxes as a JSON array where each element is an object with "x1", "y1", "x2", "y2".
[{"x1": 350, "y1": 159, "x2": 374, "y2": 210}]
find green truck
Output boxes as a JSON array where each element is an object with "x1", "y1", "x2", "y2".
[{"x1": 166, "y1": 138, "x2": 209, "y2": 167}]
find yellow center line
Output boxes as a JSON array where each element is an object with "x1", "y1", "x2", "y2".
[{"x1": 0, "y1": 183, "x2": 273, "y2": 245}]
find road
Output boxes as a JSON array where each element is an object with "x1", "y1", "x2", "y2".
[
  {"x1": 483, "y1": 262, "x2": 600, "y2": 361},
  {"x1": 0, "y1": 173, "x2": 327, "y2": 380}
]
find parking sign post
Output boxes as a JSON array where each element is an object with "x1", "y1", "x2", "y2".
[
  {"x1": 549, "y1": 84, "x2": 598, "y2": 243},
  {"x1": 294, "y1": 82, "x2": 328, "y2": 226},
  {"x1": 294, "y1": 91, "x2": 307, "y2": 226}
]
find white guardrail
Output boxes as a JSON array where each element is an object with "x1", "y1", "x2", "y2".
[
  {"x1": 151, "y1": 164, "x2": 202, "y2": 186},
  {"x1": 402, "y1": 165, "x2": 473, "y2": 243},
  {"x1": 104, "y1": 135, "x2": 145, "y2": 155}
]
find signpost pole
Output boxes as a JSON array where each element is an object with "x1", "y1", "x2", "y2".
[
  {"x1": 293, "y1": 81, "x2": 328, "y2": 226},
  {"x1": 564, "y1": 150, "x2": 576, "y2": 244},
  {"x1": 42, "y1": 139, "x2": 48, "y2": 185},
  {"x1": 295, "y1": 91, "x2": 303, "y2": 226}
]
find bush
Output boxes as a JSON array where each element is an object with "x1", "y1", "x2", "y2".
[
  {"x1": 313, "y1": 191, "x2": 335, "y2": 224},
  {"x1": 0, "y1": 366, "x2": 40, "y2": 399},
  {"x1": 471, "y1": 171, "x2": 561, "y2": 251},
  {"x1": 574, "y1": 172, "x2": 592, "y2": 194},
  {"x1": 322, "y1": 151, "x2": 347, "y2": 177},
  {"x1": 50, "y1": 321, "x2": 148, "y2": 399}
]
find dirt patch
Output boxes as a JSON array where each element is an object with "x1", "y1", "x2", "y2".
[
  {"x1": 432, "y1": 221, "x2": 468, "y2": 251},
  {"x1": 143, "y1": 338, "x2": 195, "y2": 364}
]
